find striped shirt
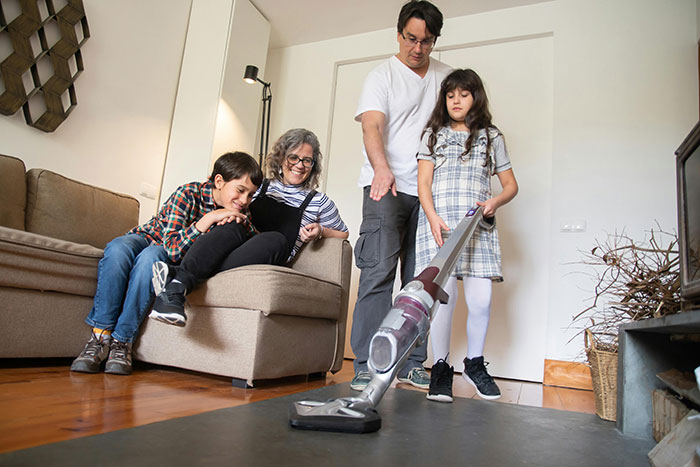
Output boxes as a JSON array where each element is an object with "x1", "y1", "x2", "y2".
[
  {"x1": 254, "y1": 179, "x2": 348, "y2": 261},
  {"x1": 129, "y1": 180, "x2": 256, "y2": 263}
]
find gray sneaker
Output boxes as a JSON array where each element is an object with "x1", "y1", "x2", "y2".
[
  {"x1": 151, "y1": 260, "x2": 171, "y2": 296},
  {"x1": 350, "y1": 370, "x2": 371, "y2": 391},
  {"x1": 70, "y1": 334, "x2": 111, "y2": 373},
  {"x1": 398, "y1": 367, "x2": 430, "y2": 389},
  {"x1": 105, "y1": 340, "x2": 133, "y2": 375}
]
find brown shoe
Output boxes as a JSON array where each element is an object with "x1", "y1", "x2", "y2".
[
  {"x1": 104, "y1": 340, "x2": 132, "y2": 375},
  {"x1": 70, "y1": 334, "x2": 111, "y2": 373}
]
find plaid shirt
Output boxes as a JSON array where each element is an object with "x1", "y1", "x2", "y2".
[{"x1": 129, "y1": 180, "x2": 256, "y2": 262}]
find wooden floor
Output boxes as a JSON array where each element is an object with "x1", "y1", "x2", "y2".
[{"x1": 0, "y1": 358, "x2": 596, "y2": 454}]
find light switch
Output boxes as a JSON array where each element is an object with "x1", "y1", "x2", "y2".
[{"x1": 139, "y1": 182, "x2": 157, "y2": 200}]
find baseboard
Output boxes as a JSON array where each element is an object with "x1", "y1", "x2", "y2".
[{"x1": 543, "y1": 359, "x2": 593, "y2": 390}]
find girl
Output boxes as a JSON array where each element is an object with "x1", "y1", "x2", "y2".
[{"x1": 415, "y1": 69, "x2": 518, "y2": 402}]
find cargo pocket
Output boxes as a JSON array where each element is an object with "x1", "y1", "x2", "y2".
[{"x1": 354, "y1": 217, "x2": 381, "y2": 269}]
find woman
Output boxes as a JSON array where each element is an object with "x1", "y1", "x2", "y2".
[{"x1": 150, "y1": 128, "x2": 349, "y2": 327}]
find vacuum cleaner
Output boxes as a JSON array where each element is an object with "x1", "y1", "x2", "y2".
[{"x1": 289, "y1": 206, "x2": 488, "y2": 433}]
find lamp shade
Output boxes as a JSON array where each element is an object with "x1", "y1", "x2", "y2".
[{"x1": 243, "y1": 65, "x2": 258, "y2": 84}]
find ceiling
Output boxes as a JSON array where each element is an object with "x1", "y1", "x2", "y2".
[{"x1": 250, "y1": 0, "x2": 550, "y2": 49}]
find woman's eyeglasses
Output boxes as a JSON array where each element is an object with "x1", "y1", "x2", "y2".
[{"x1": 286, "y1": 154, "x2": 315, "y2": 168}]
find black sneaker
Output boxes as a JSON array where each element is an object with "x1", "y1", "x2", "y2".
[
  {"x1": 463, "y1": 356, "x2": 501, "y2": 400},
  {"x1": 105, "y1": 340, "x2": 132, "y2": 375},
  {"x1": 427, "y1": 358, "x2": 454, "y2": 403},
  {"x1": 70, "y1": 333, "x2": 111, "y2": 373},
  {"x1": 149, "y1": 279, "x2": 187, "y2": 327}
]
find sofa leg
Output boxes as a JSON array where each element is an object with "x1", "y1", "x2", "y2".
[
  {"x1": 231, "y1": 377, "x2": 253, "y2": 389},
  {"x1": 308, "y1": 371, "x2": 326, "y2": 381}
]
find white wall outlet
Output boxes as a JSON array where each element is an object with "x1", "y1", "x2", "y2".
[
  {"x1": 560, "y1": 219, "x2": 587, "y2": 232},
  {"x1": 139, "y1": 182, "x2": 157, "y2": 200}
]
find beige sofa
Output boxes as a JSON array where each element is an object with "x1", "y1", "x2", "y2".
[{"x1": 0, "y1": 154, "x2": 352, "y2": 387}]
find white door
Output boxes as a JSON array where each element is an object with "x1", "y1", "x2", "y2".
[
  {"x1": 323, "y1": 57, "x2": 387, "y2": 359},
  {"x1": 325, "y1": 35, "x2": 553, "y2": 382}
]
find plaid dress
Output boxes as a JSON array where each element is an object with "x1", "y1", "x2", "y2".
[{"x1": 414, "y1": 126, "x2": 511, "y2": 281}]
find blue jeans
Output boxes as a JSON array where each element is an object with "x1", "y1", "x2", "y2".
[
  {"x1": 350, "y1": 187, "x2": 426, "y2": 376},
  {"x1": 86, "y1": 234, "x2": 168, "y2": 343}
]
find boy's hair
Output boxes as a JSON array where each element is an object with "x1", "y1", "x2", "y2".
[
  {"x1": 210, "y1": 151, "x2": 263, "y2": 187},
  {"x1": 265, "y1": 128, "x2": 322, "y2": 190},
  {"x1": 397, "y1": 1, "x2": 443, "y2": 39},
  {"x1": 424, "y1": 68, "x2": 499, "y2": 165}
]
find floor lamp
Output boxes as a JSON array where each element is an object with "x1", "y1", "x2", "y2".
[{"x1": 243, "y1": 65, "x2": 272, "y2": 167}]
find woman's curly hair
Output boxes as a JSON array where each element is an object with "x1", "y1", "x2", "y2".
[{"x1": 265, "y1": 128, "x2": 322, "y2": 190}]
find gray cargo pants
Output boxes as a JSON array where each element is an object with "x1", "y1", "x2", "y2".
[{"x1": 350, "y1": 186, "x2": 427, "y2": 377}]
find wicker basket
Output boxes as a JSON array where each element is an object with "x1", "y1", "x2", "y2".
[{"x1": 585, "y1": 329, "x2": 618, "y2": 421}]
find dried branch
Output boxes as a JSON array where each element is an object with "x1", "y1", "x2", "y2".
[{"x1": 570, "y1": 226, "x2": 681, "y2": 351}]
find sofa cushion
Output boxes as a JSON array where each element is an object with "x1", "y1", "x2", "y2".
[
  {"x1": 25, "y1": 168, "x2": 140, "y2": 249},
  {"x1": 187, "y1": 264, "x2": 343, "y2": 320},
  {"x1": 0, "y1": 226, "x2": 103, "y2": 297},
  {"x1": 0, "y1": 154, "x2": 27, "y2": 231}
]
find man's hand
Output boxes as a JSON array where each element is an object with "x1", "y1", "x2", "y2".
[
  {"x1": 361, "y1": 110, "x2": 396, "y2": 201},
  {"x1": 370, "y1": 166, "x2": 397, "y2": 201}
]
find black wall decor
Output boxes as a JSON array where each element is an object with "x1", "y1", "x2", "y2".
[{"x1": 0, "y1": 0, "x2": 89, "y2": 132}]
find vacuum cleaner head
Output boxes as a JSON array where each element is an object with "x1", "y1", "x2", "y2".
[{"x1": 289, "y1": 398, "x2": 381, "y2": 433}]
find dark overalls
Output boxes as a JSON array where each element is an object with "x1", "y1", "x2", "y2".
[{"x1": 173, "y1": 179, "x2": 317, "y2": 291}]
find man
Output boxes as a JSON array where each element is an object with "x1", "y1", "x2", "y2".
[{"x1": 350, "y1": 0, "x2": 452, "y2": 391}]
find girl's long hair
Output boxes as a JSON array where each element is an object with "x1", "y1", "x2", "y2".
[{"x1": 424, "y1": 68, "x2": 497, "y2": 163}]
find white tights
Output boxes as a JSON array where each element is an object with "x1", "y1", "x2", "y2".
[{"x1": 429, "y1": 276, "x2": 493, "y2": 365}]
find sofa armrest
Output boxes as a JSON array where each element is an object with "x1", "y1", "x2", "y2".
[
  {"x1": 289, "y1": 238, "x2": 351, "y2": 286},
  {"x1": 290, "y1": 237, "x2": 352, "y2": 373},
  {"x1": 0, "y1": 154, "x2": 27, "y2": 230},
  {"x1": 0, "y1": 226, "x2": 103, "y2": 296}
]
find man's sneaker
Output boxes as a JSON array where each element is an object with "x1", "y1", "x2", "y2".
[
  {"x1": 70, "y1": 333, "x2": 111, "y2": 373},
  {"x1": 149, "y1": 277, "x2": 187, "y2": 327},
  {"x1": 350, "y1": 370, "x2": 371, "y2": 391},
  {"x1": 463, "y1": 356, "x2": 501, "y2": 400},
  {"x1": 105, "y1": 340, "x2": 132, "y2": 375},
  {"x1": 151, "y1": 260, "x2": 172, "y2": 296},
  {"x1": 398, "y1": 367, "x2": 430, "y2": 389},
  {"x1": 427, "y1": 359, "x2": 454, "y2": 403}
]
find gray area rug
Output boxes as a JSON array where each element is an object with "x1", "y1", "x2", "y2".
[{"x1": 1, "y1": 384, "x2": 653, "y2": 466}]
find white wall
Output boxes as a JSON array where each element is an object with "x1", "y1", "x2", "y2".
[
  {"x1": 0, "y1": 0, "x2": 269, "y2": 225},
  {"x1": 266, "y1": 0, "x2": 698, "y2": 362},
  {"x1": 212, "y1": 0, "x2": 270, "y2": 164},
  {"x1": 0, "y1": 0, "x2": 192, "y2": 223},
  {"x1": 159, "y1": 0, "x2": 234, "y2": 205},
  {"x1": 161, "y1": 0, "x2": 270, "y2": 203}
]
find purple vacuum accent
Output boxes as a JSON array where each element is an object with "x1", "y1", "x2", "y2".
[{"x1": 413, "y1": 266, "x2": 449, "y2": 304}]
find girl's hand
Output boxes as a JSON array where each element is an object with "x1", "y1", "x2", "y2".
[
  {"x1": 300, "y1": 223, "x2": 322, "y2": 243},
  {"x1": 428, "y1": 215, "x2": 450, "y2": 247},
  {"x1": 476, "y1": 199, "x2": 499, "y2": 218}
]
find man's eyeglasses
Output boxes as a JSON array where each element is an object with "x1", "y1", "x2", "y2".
[
  {"x1": 401, "y1": 32, "x2": 435, "y2": 50},
  {"x1": 286, "y1": 153, "x2": 315, "y2": 168}
]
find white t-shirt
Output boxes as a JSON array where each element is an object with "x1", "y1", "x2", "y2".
[{"x1": 355, "y1": 55, "x2": 452, "y2": 196}]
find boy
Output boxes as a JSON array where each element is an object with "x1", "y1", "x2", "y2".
[{"x1": 70, "y1": 152, "x2": 262, "y2": 375}]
